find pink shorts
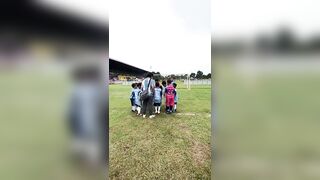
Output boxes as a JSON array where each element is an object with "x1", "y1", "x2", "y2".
[{"x1": 166, "y1": 95, "x2": 175, "y2": 107}]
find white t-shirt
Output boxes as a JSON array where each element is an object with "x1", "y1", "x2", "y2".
[{"x1": 142, "y1": 77, "x2": 155, "y2": 96}]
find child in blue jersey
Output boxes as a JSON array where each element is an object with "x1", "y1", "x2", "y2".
[
  {"x1": 173, "y1": 83, "x2": 178, "y2": 112},
  {"x1": 129, "y1": 83, "x2": 136, "y2": 112},
  {"x1": 153, "y1": 82, "x2": 162, "y2": 114},
  {"x1": 133, "y1": 82, "x2": 142, "y2": 115}
]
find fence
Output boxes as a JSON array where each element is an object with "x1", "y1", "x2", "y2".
[
  {"x1": 109, "y1": 80, "x2": 140, "y2": 85},
  {"x1": 110, "y1": 79, "x2": 211, "y2": 89},
  {"x1": 183, "y1": 79, "x2": 211, "y2": 85}
]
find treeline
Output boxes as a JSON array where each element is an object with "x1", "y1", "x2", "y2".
[{"x1": 151, "y1": 70, "x2": 211, "y2": 80}]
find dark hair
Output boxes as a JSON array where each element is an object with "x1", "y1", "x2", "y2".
[
  {"x1": 131, "y1": 83, "x2": 137, "y2": 88},
  {"x1": 137, "y1": 82, "x2": 142, "y2": 88},
  {"x1": 155, "y1": 82, "x2": 160, "y2": 87},
  {"x1": 162, "y1": 80, "x2": 167, "y2": 86},
  {"x1": 146, "y1": 72, "x2": 153, "y2": 78},
  {"x1": 173, "y1": 83, "x2": 177, "y2": 88},
  {"x1": 167, "y1": 79, "x2": 172, "y2": 85}
]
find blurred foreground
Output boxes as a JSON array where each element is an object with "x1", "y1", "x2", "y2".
[
  {"x1": 215, "y1": 45, "x2": 320, "y2": 179},
  {"x1": 0, "y1": 1, "x2": 107, "y2": 179}
]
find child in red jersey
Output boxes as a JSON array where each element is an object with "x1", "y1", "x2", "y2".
[{"x1": 165, "y1": 79, "x2": 175, "y2": 113}]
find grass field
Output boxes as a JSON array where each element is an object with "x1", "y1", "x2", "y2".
[
  {"x1": 0, "y1": 69, "x2": 105, "y2": 180},
  {"x1": 0, "y1": 70, "x2": 72, "y2": 180},
  {"x1": 3, "y1": 61, "x2": 320, "y2": 179},
  {"x1": 109, "y1": 81, "x2": 212, "y2": 179},
  {"x1": 215, "y1": 61, "x2": 320, "y2": 179}
]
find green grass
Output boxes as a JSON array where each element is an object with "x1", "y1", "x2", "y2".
[
  {"x1": 109, "y1": 82, "x2": 212, "y2": 179},
  {"x1": 0, "y1": 70, "x2": 73, "y2": 180},
  {"x1": 0, "y1": 70, "x2": 106, "y2": 180},
  {"x1": 215, "y1": 61, "x2": 320, "y2": 180}
]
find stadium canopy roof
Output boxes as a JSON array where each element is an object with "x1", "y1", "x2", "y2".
[
  {"x1": 0, "y1": 1, "x2": 107, "y2": 47},
  {"x1": 110, "y1": 58, "x2": 149, "y2": 76}
]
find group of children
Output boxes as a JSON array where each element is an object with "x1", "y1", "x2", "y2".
[{"x1": 130, "y1": 79, "x2": 178, "y2": 116}]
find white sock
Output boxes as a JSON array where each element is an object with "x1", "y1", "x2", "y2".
[
  {"x1": 158, "y1": 106, "x2": 161, "y2": 112},
  {"x1": 137, "y1": 107, "x2": 141, "y2": 114},
  {"x1": 155, "y1": 107, "x2": 158, "y2": 113},
  {"x1": 174, "y1": 104, "x2": 177, "y2": 110},
  {"x1": 132, "y1": 106, "x2": 136, "y2": 111}
]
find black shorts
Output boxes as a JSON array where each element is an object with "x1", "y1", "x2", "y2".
[
  {"x1": 135, "y1": 104, "x2": 141, "y2": 107},
  {"x1": 174, "y1": 102, "x2": 177, "y2": 105},
  {"x1": 154, "y1": 103, "x2": 161, "y2": 106}
]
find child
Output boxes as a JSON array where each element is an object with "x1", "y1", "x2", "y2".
[
  {"x1": 133, "y1": 82, "x2": 142, "y2": 115},
  {"x1": 165, "y1": 79, "x2": 175, "y2": 113},
  {"x1": 153, "y1": 82, "x2": 162, "y2": 114},
  {"x1": 129, "y1": 83, "x2": 136, "y2": 112},
  {"x1": 173, "y1": 83, "x2": 178, "y2": 112}
]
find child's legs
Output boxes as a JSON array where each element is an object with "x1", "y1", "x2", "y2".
[
  {"x1": 136, "y1": 105, "x2": 141, "y2": 114},
  {"x1": 165, "y1": 96, "x2": 170, "y2": 111},
  {"x1": 154, "y1": 103, "x2": 161, "y2": 112},
  {"x1": 165, "y1": 96, "x2": 172, "y2": 111},
  {"x1": 165, "y1": 96, "x2": 170, "y2": 107},
  {"x1": 170, "y1": 97, "x2": 175, "y2": 110},
  {"x1": 131, "y1": 99, "x2": 135, "y2": 111}
]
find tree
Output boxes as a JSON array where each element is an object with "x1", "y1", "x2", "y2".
[
  {"x1": 190, "y1": 73, "x2": 196, "y2": 79},
  {"x1": 206, "y1": 73, "x2": 211, "y2": 79},
  {"x1": 196, "y1": 70, "x2": 203, "y2": 79},
  {"x1": 184, "y1": 74, "x2": 188, "y2": 79}
]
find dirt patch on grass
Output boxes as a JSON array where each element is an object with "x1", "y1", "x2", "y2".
[
  {"x1": 177, "y1": 123, "x2": 193, "y2": 138},
  {"x1": 178, "y1": 123, "x2": 189, "y2": 131},
  {"x1": 191, "y1": 141, "x2": 210, "y2": 166}
]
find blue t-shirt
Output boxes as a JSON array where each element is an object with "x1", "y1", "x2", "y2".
[
  {"x1": 133, "y1": 88, "x2": 142, "y2": 106},
  {"x1": 174, "y1": 89, "x2": 178, "y2": 103},
  {"x1": 154, "y1": 87, "x2": 162, "y2": 103},
  {"x1": 129, "y1": 88, "x2": 134, "y2": 100}
]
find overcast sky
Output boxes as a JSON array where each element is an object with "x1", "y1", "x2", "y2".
[
  {"x1": 109, "y1": 0, "x2": 211, "y2": 75},
  {"x1": 40, "y1": 0, "x2": 320, "y2": 74},
  {"x1": 212, "y1": 0, "x2": 320, "y2": 41}
]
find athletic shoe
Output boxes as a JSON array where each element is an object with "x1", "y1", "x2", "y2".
[
  {"x1": 149, "y1": 115, "x2": 156, "y2": 119},
  {"x1": 143, "y1": 115, "x2": 146, "y2": 118}
]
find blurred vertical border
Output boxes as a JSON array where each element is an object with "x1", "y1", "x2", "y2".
[{"x1": 0, "y1": 1, "x2": 108, "y2": 179}]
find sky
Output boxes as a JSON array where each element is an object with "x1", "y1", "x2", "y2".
[
  {"x1": 40, "y1": 0, "x2": 211, "y2": 75},
  {"x1": 212, "y1": 0, "x2": 320, "y2": 41},
  {"x1": 39, "y1": 0, "x2": 320, "y2": 74},
  {"x1": 109, "y1": 0, "x2": 211, "y2": 75}
]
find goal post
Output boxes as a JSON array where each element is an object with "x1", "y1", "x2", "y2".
[{"x1": 187, "y1": 75, "x2": 191, "y2": 90}]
